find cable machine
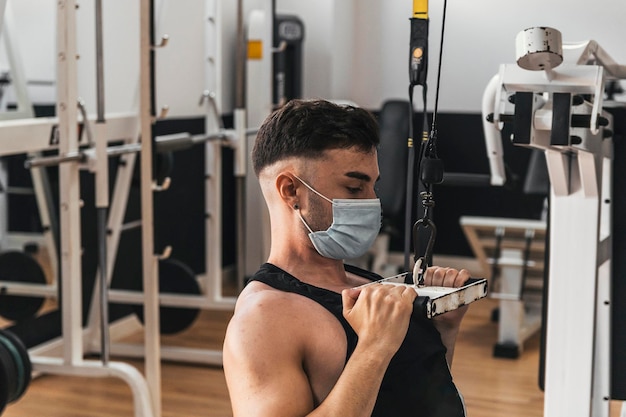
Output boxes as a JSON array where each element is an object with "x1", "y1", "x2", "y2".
[{"x1": 483, "y1": 26, "x2": 626, "y2": 417}]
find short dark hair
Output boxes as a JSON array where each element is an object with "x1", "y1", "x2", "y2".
[{"x1": 252, "y1": 99, "x2": 379, "y2": 176}]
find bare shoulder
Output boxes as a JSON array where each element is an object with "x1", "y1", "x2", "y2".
[
  {"x1": 224, "y1": 281, "x2": 309, "y2": 365},
  {"x1": 223, "y1": 281, "x2": 319, "y2": 416},
  {"x1": 230, "y1": 281, "x2": 305, "y2": 328}
]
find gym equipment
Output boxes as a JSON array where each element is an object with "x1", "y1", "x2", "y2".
[
  {"x1": 0, "y1": 251, "x2": 46, "y2": 322},
  {"x1": 367, "y1": 100, "x2": 411, "y2": 276},
  {"x1": 0, "y1": 328, "x2": 31, "y2": 415},
  {"x1": 273, "y1": 14, "x2": 304, "y2": 107},
  {"x1": 461, "y1": 216, "x2": 546, "y2": 358},
  {"x1": 358, "y1": 272, "x2": 488, "y2": 320},
  {"x1": 244, "y1": 3, "x2": 306, "y2": 280},
  {"x1": 483, "y1": 26, "x2": 626, "y2": 416},
  {"x1": 133, "y1": 258, "x2": 201, "y2": 335},
  {"x1": 0, "y1": 1, "x2": 275, "y2": 415},
  {"x1": 0, "y1": 3, "x2": 158, "y2": 417}
]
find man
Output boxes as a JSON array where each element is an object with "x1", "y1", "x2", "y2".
[{"x1": 223, "y1": 99, "x2": 470, "y2": 417}]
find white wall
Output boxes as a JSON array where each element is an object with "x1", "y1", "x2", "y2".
[
  {"x1": 1, "y1": 0, "x2": 625, "y2": 117},
  {"x1": 348, "y1": 0, "x2": 626, "y2": 112},
  {"x1": 0, "y1": 0, "x2": 206, "y2": 118}
]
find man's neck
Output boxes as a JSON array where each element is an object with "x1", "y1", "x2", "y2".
[{"x1": 267, "y1": 251, "x2": 351, "y2": 289}]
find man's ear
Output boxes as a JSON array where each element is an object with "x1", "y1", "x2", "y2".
[{"x1": 275, "y1": 172, "x2": 300, "y2": 210}]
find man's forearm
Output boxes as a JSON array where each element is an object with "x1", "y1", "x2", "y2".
[
  {"x1": 433, "y1": 321, "x2": 461, "y2": 366},
  {"x1": 309, "y1": 344, "x2": 391, "y2": 417}
]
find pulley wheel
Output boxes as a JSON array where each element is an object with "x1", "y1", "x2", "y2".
[
  {"x1": 0, "y1": 329, "x2": 31, "y2": 414},
  {"x1": 0, "y1": 251, "x2": 47, "y2": 322},
  {"x1": 133, "y1": 258, "x2": 201, "y2": 335}
]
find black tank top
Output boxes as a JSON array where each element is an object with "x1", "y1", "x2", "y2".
[{"x1": 248, "y1": 263, "x2": 466, "y2": 417}]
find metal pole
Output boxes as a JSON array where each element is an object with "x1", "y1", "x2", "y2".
[
  {"x1": 57, "y1": 0, "x2": 83, "y2": 367},
  {"x1": 95, "y1": 0, "x2": 105, "y2": 124},
  {"x1": 140, "y1": 0, "x2": 161, "y2": 414},
  {"x1": 234, "y1": 0, "x2": 247, "y2": 287},
  {"x1": 235, "y1": 0, "x2": 245, "y2": 109},
  {"x1": 94, "y1": 0, "x2": 110, "y2": 367}
]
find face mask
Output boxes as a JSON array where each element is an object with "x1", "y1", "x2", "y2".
[{"x1": 294, "y1": 175, "x2": 382, "y2": 260}]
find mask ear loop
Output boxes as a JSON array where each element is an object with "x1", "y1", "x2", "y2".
[
  {"x1": 291, "y1": 176, "x2": 317, "y2": 234},
  {"x1": 293, "y1": 203, "x2": 315, "y2": 234},
  {"x1": 292, "y1": 174, "x2": 334, "y2": 204}
]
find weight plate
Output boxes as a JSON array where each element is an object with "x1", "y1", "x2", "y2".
[
  {"x1": 0, "y1": 251, "x2": 47, "y2": 322},
  {"x1": 0, "y1": 339, "x2": 16, "y2": 414},
  {"x1": 0, "y1": 329, "x2": 31, "y2": 402},
  {"x1": 134, "y1": 258, "x2": 201, "y2": 335}
]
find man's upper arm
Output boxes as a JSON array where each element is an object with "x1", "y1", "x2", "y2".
[{"x1": 223, "y1": 294, "x2": 315, "y2": 417}]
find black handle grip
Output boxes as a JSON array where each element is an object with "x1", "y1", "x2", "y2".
[{"x1": 409, "y1": 18, "x2": 429, "y2": 87}]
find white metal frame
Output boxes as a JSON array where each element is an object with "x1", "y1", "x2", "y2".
[
  {"x1": 483, "y1": 37, "x2": 626, "y2": 417},
  {"x1": 460, "y1": 216, "x2": 546, "y2": 357},
  {"x1": 26, "y1": 2, "x2": 156, "y2": 417},
  {"x1": 0, "y1": 0, "x2": 60, "y2": 288},
  {"x1": 0, "y1": 0, "x2": 251, "y2": 373},
  {"x1": 0, "y1": 2, "x2": 274, "y2": 414},
  {"x1": 244, "y1": 3, "x2": 274, "y2": 278},
  {"x1": 105, "y1": 0, "x2": 256, "y2": 367}
]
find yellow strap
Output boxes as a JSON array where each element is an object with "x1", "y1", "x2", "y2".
[{"x1": 413, "y1": 0, "x2": 428, "y2": 18}]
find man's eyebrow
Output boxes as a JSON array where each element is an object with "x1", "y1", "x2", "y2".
[{"x1": 345, "y1": 171, "x2": 380, "y2": 182}]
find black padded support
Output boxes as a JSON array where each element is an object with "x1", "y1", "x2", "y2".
[
  {"x1": 441, "y1": 172, "x2": 491, "y2": 187},
  {"x1": 512, "y1": 92, "x2": 534, "y2": 145},
  {"x1": 550, "y1": 93, "x2": 571, "y2": 146},
  {"x1": 377, "y1": 100, "x2": 410, "y2": 235}
]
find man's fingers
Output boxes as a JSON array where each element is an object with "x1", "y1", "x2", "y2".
[
  {"x1": 343, "y1": 283, "x2": 417, "y2": 313},
  {"x1": 342, "y1": 287, "x2": 362, "y2": 312},
  {"x1": 455, "y1": 268, "x2": 471, "y2": 287},
  {"x1": 424, "y1": 266, "x2": 472, "y2": 288},
  {"x1": 400, "y1": 284, "x2": 418, "y2": 302}
]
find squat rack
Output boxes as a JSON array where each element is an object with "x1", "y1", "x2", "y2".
[
  {"x1": 24, "y1": 1, "x2": 157, "y2": 416},
  {"x1": 0, "y1": 0, "x2": 263, "y2": 414},
  {"x1": 1, "y1": 0, "x2": 201, "y2": 415}
]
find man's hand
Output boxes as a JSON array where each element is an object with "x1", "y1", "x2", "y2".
[
  {"x1": 423, "y1": 266, "x2": 471, "y2": 328},
  {"x1": 420, "y1": 266, "x2": 471, "y2": 365},
  {"x1": 342, "y1": 283, "x2": 417, "y2": 362},
  {"x1": 422, "y1": 266, "x2": 471, "y2": 288}
]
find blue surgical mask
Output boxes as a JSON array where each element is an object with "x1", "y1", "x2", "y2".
[{"x1": 294, "y1": 175, "x2": 382, "y2": 260}]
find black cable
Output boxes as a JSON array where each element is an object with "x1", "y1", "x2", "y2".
[
  {"x1": 425, "y1": 0, "x2": 448, "y2": 155},
  {"x1": 406, "y1": 0, "x2": 450, "y2": 270},
  {"x1": 404, "y1": 83, "x2": 432, "y2": 271},
  {"x1": 403, "y1": 85, "x2": 416, "y2": 271}
]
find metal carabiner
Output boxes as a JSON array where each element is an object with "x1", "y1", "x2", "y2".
[{"x1": 412, "y1": 217, "x2": 437, "y2": 285}]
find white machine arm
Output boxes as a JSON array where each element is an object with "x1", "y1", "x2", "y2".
[
  {"x1": 481, "y1": 26, "x2": 625, "y2": 417},
  {"x1": 569, "y1": 40, "x2": 626, "y2": 79},
  {"x1": 482, "y1": 29, "x2": 626, "y2": 186},
  {"x1": 481, "y1": 74, "x2": 506, "y2": 186}
]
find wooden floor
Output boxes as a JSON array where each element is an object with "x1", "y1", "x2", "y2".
[{"x1": 2, "y1": 276, "x2": 624, "y2": 416}]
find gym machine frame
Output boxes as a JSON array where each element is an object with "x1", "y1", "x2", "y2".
[
  {"x1": 0, "y1": 0, "x2": 255, "y2": 371},
  {"x1": 460, "y1": 216, "x2": 546, "y2": 358},
  {"x1": 0, "y1": 0, "x2": 251, "y2": 414},
  {"x1": 104, "y1": 0, "x2": 256, "y2": 366},
  {"x1": 483, "y1": 27, "x2": 626, "y2": 417},
  {"x1": 20, "y1": 1, "x2": 156, "y2": 416}
]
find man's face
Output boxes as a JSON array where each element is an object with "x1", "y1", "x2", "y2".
[{"x1": 302, "y1": 146, "x2": 379, "y2": 231}]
